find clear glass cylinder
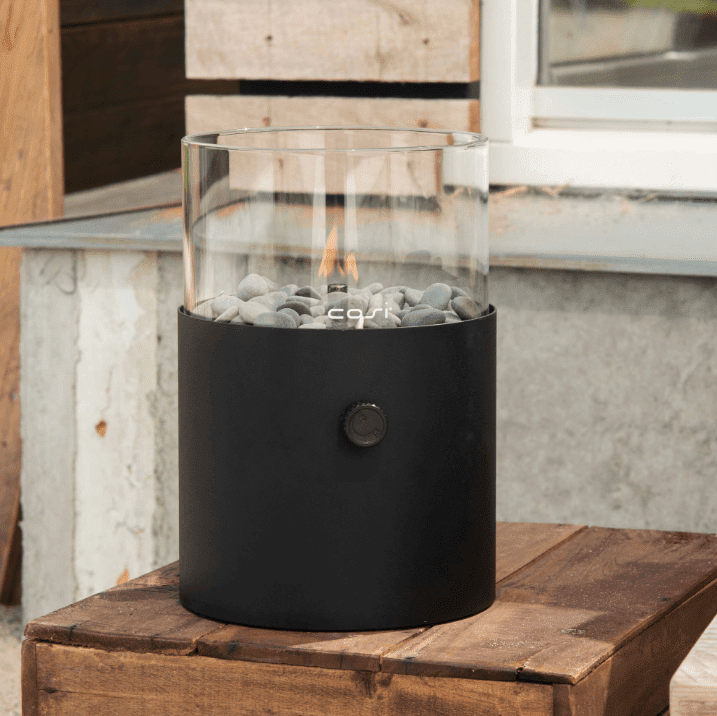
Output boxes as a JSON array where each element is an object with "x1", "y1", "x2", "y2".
[{"x1": 182, "y1": 127, "x2": 488, "y2": 328}]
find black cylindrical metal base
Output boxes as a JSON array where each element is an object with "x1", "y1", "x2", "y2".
[{"x1": 178, "y1": 306, "x2": 496, "y2": 631}]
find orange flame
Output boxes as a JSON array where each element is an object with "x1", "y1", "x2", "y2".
[
  {"x1": 345, "y1": 252, "x2": 358, "y2": 282},
  {"x1": 318, "y1": 226, "x2": 339, "y2": 278},
  {"x1": 318, "y1": 226, "x2": 359, "y2": 281}
]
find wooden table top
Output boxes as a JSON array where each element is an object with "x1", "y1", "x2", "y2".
[{"x1": 24, "y1": 522, "x2": 717, "y2": 715}]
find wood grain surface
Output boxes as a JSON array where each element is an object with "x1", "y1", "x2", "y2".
[
  {"x1": 186, "y1": 0, "x2": 480, "y2": 83},
  {"x1": 61, "y1": 16, "x2": 227, "y2": 114},
  {"x1": 554, "y1": 577, "x2": 717, "y2": 716},
  {"x1": 24, "y1": 523, "x2": 583, "y2": 665},
  {"x1": 30, "y1": 642, "x2": 554, "y2": 716},
  {"x1": 63, "y1": 96, "x2": 187, "y2": 192},
  {"x1": 23, "y1": 523, "x2": 715, "y2": 716},
  {"x1": 60, "y1": 0, "x2": 183, "y2": 25},
  {"x1": 185, "y1": 94, "x2": 480, "y2": 137},
  {"x1": 382, "y1": 527, "x2": 717, "y2": 684},
  {"x1": 670, "y1": 609, "x2": 717, "y2": 716},
  {"x1": 59, "y1": 1, "x2": 233, "y2": 192},
  {"x1": 0, "y1": 0, "x2": 64, "y2": 603}
]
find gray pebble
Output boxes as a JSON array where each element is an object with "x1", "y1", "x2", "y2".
[
  {"x1": 229, "y1": 316, "x2": 246, "y2": 325},
  {"x1": 368, "y1": 292, "x2": 384, "y2": 311},
  {"x1": 404, "y1": 288, "x2": 423, "y2": 307},
  {"x1": 363, "y1": 320, "x2": 380, "y2": 329},
  {"x1": 299, "y1": 322, "x2": 327, "y2": 329},
  {"x1": 300, "y1": 314, "x2": 313, "y2": 325},
  {"x1": 366, "y1": 283, "x2": 384, "y2": 294},
  {"x1": 386, "y1": 299, "x2": 402, "y2": 314},
  {"x1": 191, "y1": 301, "x2": 213, "y2": 318},
  {"x1": 395, "y1": 310, "x2": 410, "y2": 320},
  {"x1": 276, "y1": 300, "x2": 311, "y2": 316},
  {"x1": 249, "y1": 291, "x2": 289, "y2": 310},
  {"x1": 444, "y1": 312, "x2": 462, "y2": 324},
  {"x1": 238, "y1": 301, "x2": 273, "y2": 324},
  {"x1": 407, "y1": 303, "x2": 432, "y2": 313},
  {"x1": 289, "y1": 295, "x2": 320, "y2": 307},
  {"x1": 451, "y1": 297, "x2": 482, "y2": 320},
  {"x1": 322, "y1": 294, "x2": 364, "y2": 313},
  {"x1": 388, "y1": 312, "x2": 402, "y2": 326},
  {"x1": 296, "y1": 286, "x2": 321, "y2": 300},
  {"x1": 421, "y1": 283, "x2": 452, "y2": 311},
  {"x1": 451, "y1": 286, "x2": 471, "y2": 300},
  {"x1": 281, "y1": 284, "x2": 299, "y2": 296},
  {"x1": 278, "y1": 308, "x2": 301, "y2": 327},
  {"x1": 215, "y1": 306, "x2": 241, "y2": 322},
  {"x1": 211, "y1": 295, "x2": 242, "y2": 318},
  {"x1": 372, "y1": 316, "x2": 397, "y2": 328},
  {"x1": 381, "y1": 285, "x2": 407, "y2": 295},
  {"x1": 237, "y1": 273, "x2": 270, "y2": 301},
  {"x1": 313, "y1": 315, "x2": 331, "y2": 324},
  {"x1": 323, "y1": 291, "x2": 351, "y2": 308},
  {"x1": 254, "y1": 312, "x2": 296, "y2": 328},
  {"x1": 310, "y1": 305, "x2": 326, "y2": 317},
  {"x1": 401, "y1": 309, "x2": 447, "y2": 327},
  {"x1": 387, "y1": 292, "x2": 405, "y2": 309}
]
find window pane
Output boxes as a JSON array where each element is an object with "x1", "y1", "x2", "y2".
[{"x1": 539, "y1": 0, "x2": 717, "y2": 88}]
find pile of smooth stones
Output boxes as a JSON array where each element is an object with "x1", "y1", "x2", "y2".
[{"x1": 198, "y1": 273, "x2": 484, "y2": 329}]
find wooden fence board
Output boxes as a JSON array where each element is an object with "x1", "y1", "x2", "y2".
[
  {"x1": 185, "y1": 94, "x2": 480, "y2": 135},
  {"x1": 186, "y1": 0, "x2": 480, "y2": 83}
]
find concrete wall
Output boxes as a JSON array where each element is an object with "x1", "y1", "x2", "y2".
[
  {"x1": 20, "y1": 250, "x2": 717, "y2": 621},
  {"x1": 492, "y1": 267, "x2": 717, "y2": 532}
]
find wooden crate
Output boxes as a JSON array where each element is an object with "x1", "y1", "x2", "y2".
[
  {"x1": 185, "y1": 0, "x2": 480, "y2": 83},
  {"x1": 22, "y1": 522, "x2": 717, "y2": 715}
]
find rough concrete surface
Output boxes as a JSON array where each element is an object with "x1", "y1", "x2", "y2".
[
  {"x1": 0, "y1": 606, "x2": 22, "y2": 716},
  {"x1": 492, "y1": 267, "x2": 717, "y2": 532}
]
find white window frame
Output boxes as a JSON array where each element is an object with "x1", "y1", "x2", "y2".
[{"x1": 481, "y1": 0, "x2": 717, "y2": 192}]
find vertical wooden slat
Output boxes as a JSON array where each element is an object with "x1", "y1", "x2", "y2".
[
  {"x1": 21, "y1": 639, "x2": 39, "y2": 716},
  {"x1": 0, "y1": 0, "x2": 64, "y2": 601}
]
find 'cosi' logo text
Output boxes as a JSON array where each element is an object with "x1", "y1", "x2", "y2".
[{"x1": 328, "y1": 308, "x2": 390, "y2": 320}]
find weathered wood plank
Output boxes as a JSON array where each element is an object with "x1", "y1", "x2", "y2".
[
  {"x1": 61, "y1": 16, "x2": 234, "y2": 114},
  {"x1": 33, "y1": 642, "x2": 554, "y2": 716},
  {"x1": 554, "y1": 577, "x2": 717, "y2": 716},
  {"x1": 185, "y1": 94, "x2": 480, "y2": 135},
  {"x1": 495, "y1": 522, "x2": 586, "y2": 582},
  {"x1": 64, "y1": 96, "x2": 186, "y2": 192},
  {"x1": 0, "y1": 0, "x2": 64, "y2": 603},
  {"x1": 25, "y1": 564, "x2": 224, "y2": 655},
  {"x1": 186, "y1": 0, "x2": 479, "y2": 83},
  {"x1": 382, "y1": 527, "x2": 717, "y2": 684},
  {"x1": 670, "y1": 607, "x2": 717, "y2": 716},
  {"x1": 61, "y1": 0, "x2": 183, "y2": 26},
  {"x1": 21, "y1": 639, "x2": 38, "y2": 716}
]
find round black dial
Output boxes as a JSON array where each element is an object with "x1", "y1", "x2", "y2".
[{"x1": 343, "y1": 403, "x2": 387, "y2": 447}]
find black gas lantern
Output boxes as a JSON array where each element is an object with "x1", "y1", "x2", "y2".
[{"x1": 179, "y1": 127, "x2": 495, "y2": 631}]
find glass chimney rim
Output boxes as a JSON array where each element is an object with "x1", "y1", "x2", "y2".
[{"x1": 181, "y1": 126, "x2": 488, "y2": 154}]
